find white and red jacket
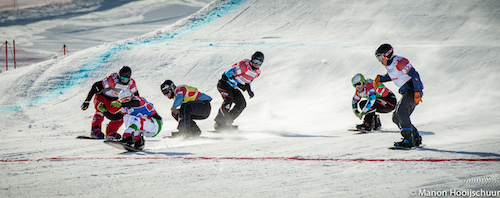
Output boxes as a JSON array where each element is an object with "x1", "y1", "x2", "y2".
[
  {"x1": 101, "y1": 73, "x2": 138, "y2": 99},
  {"x1": 224, "y1": 59, "x2": 261, "y2": 88},
  {"x1": 378, "y1": 55, "x2": 424, "y2": 95},
  {"x1": 352, "y1": 79, "x2": 393, "y2": 113}
]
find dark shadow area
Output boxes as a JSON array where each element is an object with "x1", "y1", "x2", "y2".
[
  {"x1": 0, "y1": 0, "x2": 137, "y2": 27},
  {"x1": 419, "y1": 148, "x2": 500, "y2": 158},
  {"x1": 120, "y1": 151, "x2": 193, "y2": 156},
  {"x1": 379, "y1": 130, "x2": 435, "y2": 136}
]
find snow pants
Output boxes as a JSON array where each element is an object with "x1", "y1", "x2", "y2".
[
  {"x1": 172, "y1": 100, "x2": 211, "y2": 137},
  {"x1": 214, "y1": 79, "x2": 246, "y2": 126},
  {"x1": 123, "y1": 114, "x2": 162, "y2": 142},
  {"x1": 358, "y1": 92, "x2": 397, "y2": 126},
  {"x1": 91, "y1": 94, "x2": 123, "y2": 135},
  {"x1": 393, "y1": 90, "x2": 420, "y2": 140}
]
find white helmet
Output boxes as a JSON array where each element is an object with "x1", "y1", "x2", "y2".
[
  {"x1": 351, "y1": 73, "x2": 365, "y2": 87},
  {"x1": 118, "y1": 89, "x2": 132, "y2": 103}
]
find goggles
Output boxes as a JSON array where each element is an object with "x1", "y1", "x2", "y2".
[
  {"x1": 251, "y1": 59, "x2": 263, "y2": 65},
  {"x1": 375, "y1": 54, "x2": 385, "y2": 62},
  {"x1": 119, "y1": 76, "x2": 129, "y2": 82},
  {"x1": 119, "y1": 96, "x2": 131, "y2": 103},
  {"x1": 161, "y1": 87, "x2": 171, "y2": 96},
  {"x1": 375, "y1": 48, "x2": 393, "y2": 62},
  {"x1": 353, "y1": 82, "x2": 362, "y2": 87}
]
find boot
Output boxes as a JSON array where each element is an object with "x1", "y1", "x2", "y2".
[
  {"x1": 358, "y1": 113, "x2": 375, "y2": 131},
  {"x1": 394, "y1": 129, "x2": 415, "y2": 148},
  {"x1": 413, "y1": 129, "x2": 422, "y2": 147},
  {"x1": 90, "y1": 126, "x2": 104, "y2": 139},
  {"x1": 394, "y1": 139, "x2": 413, "y2": 148},
  {"x1": 373, "y1": 114, "x2": 381, "y2": 130},
  {"x1": 106, "y1": 131, "x2": 121, "y2": 140},
  {"x1": 185, "y1": 121, "x2": 201, "y2": 138},
  {"x1": 356, "y1": 123, "x2": 372, "y2": 131},
  {"x1": 121, "y1": 136, "x2": 134, "y2": 148},
  {"x1": 134, "y1": 135, "x2": 144, "y2": 150}
]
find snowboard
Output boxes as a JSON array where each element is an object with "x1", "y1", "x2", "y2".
[
  {"x1": 348, "y1": 129, "x2": 371, "y2": 134},
  {"x1": 163, "y1": 131, "x2": 204, "y2": 139},
  {"x1": 76, "y1": 135, "x2": 102, "y2": 140},
  {"x1": 210, "y1": 124, "x2": 239, "y2": 133},
  {"x1": 388, "y1": 145, "x2": 424, "y2": 150},
  {"x1": 103, "y1": 139, "x2": 143, "y2": 152}
]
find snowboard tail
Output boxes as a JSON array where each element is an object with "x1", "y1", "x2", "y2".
[
  {"x1": 103, "y1": 139, "x2": 142, "y2": 152},
  {"x1": 389, "y1": 145, "x2": 424, "y2": 150},
  {"x1": 76, "y1": 135, "x2": 102, "y2": 140},
  {"x1": 348, "y1": 129, "x2": 371, "y2": 134}
]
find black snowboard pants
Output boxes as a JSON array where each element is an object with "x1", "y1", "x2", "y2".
[
  {"x1": 172, "y1": 100, "x2": 211, "y2": 137},
  {"x1": 393, "y1": 90, "x2": 420, "y2": 141},
  {"x1": 358, "y1": 92, "x2": 397, "y2": 126},
  {"x1": 214, "y1": 79, "x2": 246, "y2": 126}
]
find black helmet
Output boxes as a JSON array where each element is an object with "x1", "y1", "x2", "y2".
[
  {"x1": 375, "y1": 44, "x2": 394, "y2": 61},
  {"x1": 251, "y1": 51, "x2": 264, "y2": 65},
  {"x1": 160, "y1": 80, "x2": 176, "y2": 96},
  {"x1": 119, "y1": 66, "x2": 132, "y2": 78}
]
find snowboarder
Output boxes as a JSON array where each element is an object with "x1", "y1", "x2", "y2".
[
  {"x1": 373, "y1": 44, "x2": 424, "y2": 148},
  {"x1": 214, "y1": 51, "x2": 264, "y2": 131},
  {"x1": 80, "y1": 66, "x2": 139, "y2": 139},
  {"x1": 351, "y1": 73, "x2": 396, "y2": 131},
  {"x1": 161, "y1": 80, "x2": 212, "y2": 138},
  {"x1": 112, "y1": 89, "x2": 162, "y2": 150}
]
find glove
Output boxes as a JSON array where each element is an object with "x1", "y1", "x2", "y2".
[
  {"x1": 110, "y1": 101, "x2": 122, "y2": 108},
  {"x1": 414, "y1": 92, "x2": 422, "y2": 104},
  {"x1": 373, "y1": 76, "x2": 381, "y2": 89},
  {"x1": 354, "y1": 110, "x2": 364, "y2": 120},
  {"x1": 171, "y1": 106, "x2": 179, "y2": 115},
  {"x1": 237, "y1": 83, "x2": 247, "y2": 91},
  {"x1": 97, "y1": 102, "x2": 107, "y2": 113},
  {"x1": 81, "y1": 101, "x2": 90, "y2": 111},
  {"x1": 248, "y1": 90, "x2": 254, "y2": 98}
]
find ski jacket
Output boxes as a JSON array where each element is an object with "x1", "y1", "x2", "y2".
[
  {"x1": 121, "y1": 96, "x2": 161, "y2": 120},
  {"x1": 84, "y1": 73, "x2": 138, "y2": 101},
  {"x1": 223, "y1": 59, "x2": 261, "y2": 89},
  {"x1": 172, "y1": 85, "x2": 212, "y2": 108},
  {"x1": 352, "y1": 79, "x2": 393, "y2": 113},
  {"x1": 378, "y1": 55, "x2": 424, "y2": 95}
]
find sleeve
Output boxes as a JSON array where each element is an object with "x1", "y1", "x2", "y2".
[
  {"x1": 352, "y1": 93, "x2": 361, "y2": 112},
  {"x1": 361, "y1": 93, "x2": 377, "y2": 113},
  {"x1": 378, "y1": 74, "x2": 391, "y2": 82},
  {"x1": 84, "y1": 81, "x2": 104, "y2": 101},
  {"x1": 224, "y1": 67, "x2": 238, "y2": 88},
  {"x1": 196, "y1": 93, "x2": 212, "y2": 101},
  {"x1": 121, "y1": 97, "x2": 141, "y2": 108},
  {"x1": 172, "y1": 94, "x2": 184, "y2": 108},
  {"x1": 408, "y1": 68, "x2": 424, "y2": 94}
]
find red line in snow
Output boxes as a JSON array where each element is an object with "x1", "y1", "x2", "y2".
[{"x1": 1, "y1": 157, "x2": 500, "y2": 162}]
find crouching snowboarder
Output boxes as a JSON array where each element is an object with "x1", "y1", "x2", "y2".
[
  {"x1": 351, "y1": 73, "x2": 396, "y2": 131},
  {"x1": 112, "y1": 89, "x2": 162, "y2": 150},
  {"x1": 161, "y1": 80, "x2": 212, "y2": 138}
]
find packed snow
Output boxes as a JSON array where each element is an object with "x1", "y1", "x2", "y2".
[{"x1": 1, "y1": 0, "x2": 499, "y2": 197}]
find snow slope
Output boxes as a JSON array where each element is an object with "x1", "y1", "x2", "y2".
[{"x1": 1, "y1": 0, "x2": 500, "y2": 197}]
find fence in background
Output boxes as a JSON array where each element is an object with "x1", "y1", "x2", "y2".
[{"x1": 0, "y1": 40, "x2": 69, "y2": 72}]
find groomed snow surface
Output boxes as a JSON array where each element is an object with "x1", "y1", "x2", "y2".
[{"x1": 1, "y1": 0, "x2": 500, "y2": 197}]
